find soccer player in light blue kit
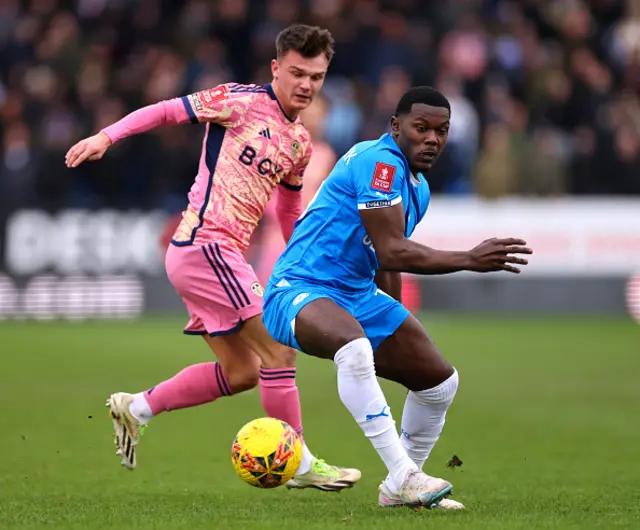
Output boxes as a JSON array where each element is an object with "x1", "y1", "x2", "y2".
[{"x1": 263, "y1": 87, "x2": 533, "y2": 509}]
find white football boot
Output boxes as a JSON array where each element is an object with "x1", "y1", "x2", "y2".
[
  {"x1": 285, "y1": 458, "x2": 362, "y2": 491},
  {"x1": 378, "y1": 478, "x2": 464, "y2": 510},
  {"x1": 384, "y1": 470, "x2": 456, "y2": 508},
  {"x1": 106, "y1": 392, "x2": 145, "y2": 470}
]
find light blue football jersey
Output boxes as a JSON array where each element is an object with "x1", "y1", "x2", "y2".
[{"x1": 269, "y1": 133, "x2": 431, "y2": 292}]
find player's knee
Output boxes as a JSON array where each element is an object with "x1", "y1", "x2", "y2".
[
  {"x1": 238, "y1": 315, "x2": 296, "y2": 368},
  {"x1": 415, "y1": 368, "x2": 459, "y2": 404},
  {"x1": 412, "y1": 357, "x2": 456, "y2": 391},
  {"x1": 256, "y1": 344, "x2": 297, "y2": 369},
  {"x1": 443, "y1": 367, "x2": 459, "y2": 402},
  {"x1": 278, "y1": 346, "x2": 297, "y2": 367},
  {"x1": 334, "y1": 338, "x2": 375, "y2": 378},
  {"x1": 226, "y1": 365, "x2": 260, "y2": 393},
  {"x1": 434, "y1": 363, "x2": 457, "y2": 388}
]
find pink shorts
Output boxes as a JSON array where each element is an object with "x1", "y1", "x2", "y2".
[{"x1": 165, "y1": 241, "x2": 264, "y2": 336}]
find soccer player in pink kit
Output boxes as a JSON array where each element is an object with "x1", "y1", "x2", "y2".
[{"x1": 65, "y1": 25, "x2": 360, "y2": 491}]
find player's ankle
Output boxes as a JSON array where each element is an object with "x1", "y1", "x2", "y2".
[
  {"x1": 129, "y1": 393, "x2": 153, "y2": 424},
  {"x1": 382, "y1": 474, "x2": 398, "y2": 494},
  {"x1": 391, "y1": 459, "x2": 418, "y2": 492},
  {"x1": 294, "y1": 442, "x2": 314, "y2": 476}
]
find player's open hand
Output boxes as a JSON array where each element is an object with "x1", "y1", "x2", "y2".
[
  {"x1": 468, "y1": 238, "x2": 533, "y2": 274},
  {"x1": 65, "y1": 131, "x2": 112, "y2": 168}
]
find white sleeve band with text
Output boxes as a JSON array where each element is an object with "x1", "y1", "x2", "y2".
[{"x1": 357, "y1": 196, "x2": 402, "y2": 210}]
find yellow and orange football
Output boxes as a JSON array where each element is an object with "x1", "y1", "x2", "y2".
[{"x1": 231, "y1": 417, "x2": 302, "y2": 488}]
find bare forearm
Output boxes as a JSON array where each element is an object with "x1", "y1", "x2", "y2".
[
  {"x1": 374, "y1": 270, "x2": 402, "y2": 301},
  {"x1": 380, "y1": 240, "x2": 471, "y2": 275}
]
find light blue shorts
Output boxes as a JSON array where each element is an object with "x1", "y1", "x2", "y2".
[{"x1": 262, "y1": 278, "x2": 409, "y2": 352}]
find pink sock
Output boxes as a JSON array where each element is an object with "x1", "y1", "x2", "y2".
[
  {"x1": 259, "y1": 367, "x2": 304, "y2": 439},
  {"x1": 144, "y1": 362, "x2": 231, "y2": 415}
]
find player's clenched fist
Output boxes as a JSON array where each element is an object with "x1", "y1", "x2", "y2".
[
  {"x1": 65, "y1": 131, "x2": 112, "y2": 168},
  {"x1": 467, "y1": 237, "x2": 533, "y2": 274}
]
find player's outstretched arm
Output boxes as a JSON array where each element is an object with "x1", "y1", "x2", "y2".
[
  {"x1": 65, "y1": 98, "x2": 190, "y2": 168},
  {"x1": 360, "y1": 204, "x2": 532, "y2": 275}
]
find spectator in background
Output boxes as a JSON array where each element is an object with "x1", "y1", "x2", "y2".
[
  {"x1": 1, "y1": 121, "x2": 37, "y2": 209},
  {"x1": 299, "y1": 95, "x2": 338, "y2": 206},
  {"x1": 360, "y1": 65, "x2": 412, "y2": 141},
  {"x1": 322, "y1": 77, "x2": 363, "y2": 156},
  {"x1": 475, "y1": 122, "x2": 519, "y2": 198},
  {"x1": 432, "y1": 75, "x2": 479, "y2": 194},
  {"x1": 518, "y1": 124, "x2": 569, "y2": 197},
  {"x1": 1, "y1": 0, "x2": 639, "y2": 214}
]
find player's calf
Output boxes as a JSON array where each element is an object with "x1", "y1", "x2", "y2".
[
  {"x1": 374, "y1": 314, "x2": 454, "y2": 391},
  {"x1": 237, "y1": 316, "x2": 305, "y2": 436},
  {"x1": 293, "y1": 299, "x2": 421, "y2": 491},
  {"x1": 375, "y1": 315, "x2": 459, "y2": 491},
  {"x1": 204, "y1": 333, "x2": 261, "y2": 393},
  {"x1": 222, "y1": 370, "x2": 260, "y2": 395},
  {"x1": 224, "y1": 366, "x2": 259, "y2": 393},
  {"x1": 399, "y1": 370, "x2": 459, "y2": 468}
]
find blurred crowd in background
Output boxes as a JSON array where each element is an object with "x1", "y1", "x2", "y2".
[{"x1": 1, "y1": 0, "x2": 639, "y2": 215}]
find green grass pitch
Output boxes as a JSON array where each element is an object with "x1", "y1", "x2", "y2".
[{"x1": 0, "y1": 315, "x2": 638, "y2": 529}]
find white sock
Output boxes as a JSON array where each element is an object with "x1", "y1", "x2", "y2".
[
  {"x1": 401, "y1": 369, "x2": 459, "y2": 468},
  {"x1": 334, "y1": 338, "x2": 417, "y2": 491},
  {"x1": 383, "y1": 369, "x2": 459, "y2": 490},
  {"x1": 129, "y1": 392, "x2": 154, "y2": 425},
  {"x1": 295, "y1": 442, "x2": 314, "y2": 475}
]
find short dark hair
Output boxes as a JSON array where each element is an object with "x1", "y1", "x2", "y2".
[
  {"x1": 395, "y1": 86, "x2": 451, "y2": 116},
  {"x1": 276, "y1": 24, "x2": 335, "y2": 63}
]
